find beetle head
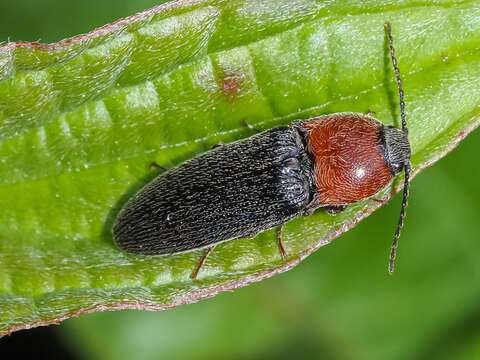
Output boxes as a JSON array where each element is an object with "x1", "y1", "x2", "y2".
[{"x1": 383, "y1": 125, "x2": 411, "y2": 176}]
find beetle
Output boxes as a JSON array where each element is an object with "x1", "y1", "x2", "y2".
[{"x1": 113, "y1": 22, "x2": 411, "y2": 278}]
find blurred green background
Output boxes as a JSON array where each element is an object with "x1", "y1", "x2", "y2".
[{"x1": 1, "y1": 1, "x2": 480, "y2": 359}]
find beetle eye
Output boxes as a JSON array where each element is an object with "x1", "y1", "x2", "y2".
[{"x1": 391, "y1": 162, "x2": 403, "y2": 174}]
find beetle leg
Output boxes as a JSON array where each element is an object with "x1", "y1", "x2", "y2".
[
  {"x1": 149, "y1": 161, "x2": 167, "y2": 173},
  {"x1": 241, "y1": 118, "x2": 260, "y2": 133},
  {"x1": 371, "y1": 183, "x2": 395, "y2": 205},
  {"x1": 211, "y1": 142, "x2": 225, "y2": 150},
  {"x1": 190, "y1": 246, "x2": 215, "y2": 280},
  {"x1": 276, "y1": 225, "x2": 288, "y2": 261},
  {"x1": 325, "y1": 205, "x2": 347, "y2": 215}
]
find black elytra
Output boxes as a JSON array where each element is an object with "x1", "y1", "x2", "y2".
[
  {"x1": 114, "y1": 127, "x2": 316, "y2": 254},
  {"x1": 113, "y1": 22, "x2": 411, "y2": 276}
]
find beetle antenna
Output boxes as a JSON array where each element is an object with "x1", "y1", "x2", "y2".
[
  {"x1": 388, "y1": 162, "x2": 410, "y2": 273},
  {"x1": 385, "y1": 22, "x2": 407, "y2": 134},
  {"x1": 385, "y1": 22, "x2": 410, "y2": 273}
]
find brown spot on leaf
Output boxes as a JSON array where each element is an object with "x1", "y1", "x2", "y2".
[{"x1": 220, "y1": 73, "x2": 244, "y2": 100}]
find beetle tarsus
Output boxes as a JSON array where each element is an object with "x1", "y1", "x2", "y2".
[
  {"x1": 276, "y1": 226, "x2": 288, "y2": 261},
  {"x1": 211, "y1": 142, "x2": 225, "y2": 150},
  {"x1": 190, "y1": 246, "x2": 215, "y2": 280},
  {"x1": 325, "y1": 205, "x2": 347, "y2": 215},
  {"x1": 241, "y1": 118, "x2": 260, "y2": 132},
  {"x1": 149, "y1": 161, "x2": 167, "y2": 173},
  {"x1": 370, "y1": 197, "x2": 386, "y2": 205}
]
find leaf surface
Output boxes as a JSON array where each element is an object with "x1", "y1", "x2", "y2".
[{"x1": 1, "y1": 0, "x2": 479, "y2": 334}]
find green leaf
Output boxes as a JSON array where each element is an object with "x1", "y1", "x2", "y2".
[{"x1": 1, "y1": 0, "x2": 479, "y2": 335}]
